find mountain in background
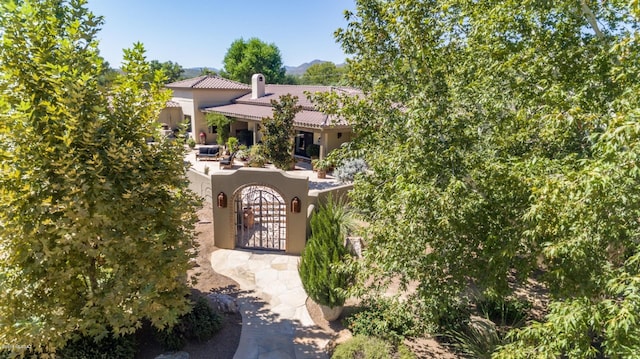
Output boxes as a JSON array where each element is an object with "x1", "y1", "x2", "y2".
[
  {"x1": 284, "y1": 59, "x2": 328, "y2": 76},
  {"x1": 182, "y1": 67, "x2": 219, "y2": 78},
  {"x1": 180, "y1": 60, "x2": 344, "y2": 80}
]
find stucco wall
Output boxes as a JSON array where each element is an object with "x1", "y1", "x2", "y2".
[
  {"x1": 158, "y1": 107, "x2": 183, "y2": 130},
  {"x1": 211, "y1": 168, "x2": 309, "y2": 255},
  {"x1": 324, "y1": 130, "x2": 351, "y2": 155},
  {"x1": 190, "y1": 168, "x2": 354, "y2": 255},
  {"x1": 307, "y1": 184, "x2": 354, "y2": 236},
  {"x1": 187, "y1": 169, "x2": 213, "y2": 204},
  {"x1": 170, "y1": 90, "x2": 195, "y2": 122},
  {"x1": 192, "y1": 89, "x2": 250, "y2": 145}
]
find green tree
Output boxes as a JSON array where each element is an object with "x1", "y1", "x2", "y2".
[
  {"x1": 260, "y1": 94, "x2": 302, "y2": 170},
  {"x1": 199, "y1": 67, "x2": 217, "y2": 76},
  {"x1": 309, "y1": 0, "x2": 640, "y2": 356},
  {"x1": 97, "y1": 59, "x2": 119, "y2": 89},
  {"x1": 205, "y1": 112, "x2": 231, "y2": 146},
  {"x1": 301, "y1": 61, "x2": 345, "y2": 85},
  {"x1": 221, "y1": 37, "x2": 286, "y2": 84},
  {"x1": 149, "y1": 59, "x2": 184, "y2": 83},
  {"x1": 299, "y1": 196, "x2": 355, "y2": 308},
  {"x1": 282, "y1": 73, "x2": 301, "y2": 85},
  {"x1": 0, "y1": 0, "x2": 200, "y2": 353}
]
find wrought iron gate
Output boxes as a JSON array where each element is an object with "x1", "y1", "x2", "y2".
[{"x1": 234, "y1": 185, "x2": 286, "y2": 251}]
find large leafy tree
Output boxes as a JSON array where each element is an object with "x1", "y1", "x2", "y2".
[
  {"x1": 97, "y1": 59, "x2": 119, "y2": 89},
  {"x1": 301, "y1": 61, "x2": 345, "y2": 85},
  {"x1": 221, "y1": 37, "x2": 286, "y2": 84},
  {"x1": 311, "y1": 0, "x2": 640, "y2": 356},
  {"x1": 261, "y1": 94, "x2": 301, "y2": 170},
  {"x1": 149, "y1": 59, "x2": 184, "y2": 83},
  {"x1": 0, "y1": 0, "x2": 200, "y2": 353}
]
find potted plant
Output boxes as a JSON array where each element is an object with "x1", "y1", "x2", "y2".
[
  {"x1": 246, "y1": 144, "x2": 266, "y2": 167},
  {"x1": 312, "y1": 158, "x2": 331, "y2": 179},
  {"x1": 306, "y1": 144, "x2": 320, "y2": 159},
  {"x1": 247, "y1": 153, "x2": 266, "y2": 168},
  {"x1": 187, "y1": 137, "x2": 196, "y2": 149},
  {"x1": 226, "y1": 137, "x2": 239, "y2": 154},
  {"x1": 236, "y1": 145, "x2": 249, "y2": 162},
  {"x1": 298, "y1": 196, "x2": 355, "y2": 321}
]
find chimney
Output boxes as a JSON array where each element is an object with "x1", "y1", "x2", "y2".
[{"x1": 251, "y1": 73, "x2": 265, "y2": 99}]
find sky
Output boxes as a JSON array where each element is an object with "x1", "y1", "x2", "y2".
[{"x1": 86, "y1": 1, "x2": 356, "y2": 70}]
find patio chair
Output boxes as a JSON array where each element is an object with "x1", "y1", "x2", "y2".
[{"x1": 219, "y1": 151, "x2": 237, "y2": 169}]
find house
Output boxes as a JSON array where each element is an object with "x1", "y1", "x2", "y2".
[
  {"x1": 164, "y1": 74, "x2": 358, "y2": 159},
  {"x1": 157, "y1": 100, "x2": 183, "y2": 136}
]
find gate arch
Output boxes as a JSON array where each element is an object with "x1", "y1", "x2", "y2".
[
  {"x1": 211, "y1": 168, "x2": 309, "y2": 255},
  {"x1": 233, "y1": 184, "x2": 286, "y2": 251}
]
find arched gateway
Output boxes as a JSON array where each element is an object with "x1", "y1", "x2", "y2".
[
  {"x1": 210, "y1": 168, "x2": 308, "y2": 255},
  {"x1": 234, "y1": 185, "x2": 286, "y2": 251}
]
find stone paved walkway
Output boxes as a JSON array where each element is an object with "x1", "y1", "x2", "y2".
[{"x1": 210, "y1": 249, "x2": 331, "y2": 359}]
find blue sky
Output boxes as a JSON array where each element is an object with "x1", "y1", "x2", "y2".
[{"x1": 86, "y1": 1, "x2": 355, "y2": 69}]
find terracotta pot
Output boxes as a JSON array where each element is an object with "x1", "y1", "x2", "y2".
[
  {"x1": 317, "y1": 170, "x2": 327, "y2": 179},
  {"x1": 319, "y1": 304, "x2": 343, "y2": 321}
]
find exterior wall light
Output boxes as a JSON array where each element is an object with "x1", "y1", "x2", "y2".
[
  {"x1": 291, "y1": 196, "x2": 301, "y2": 213},
  {"x1": 217, "y1": 192, "x2": 227, "y2": 208}
]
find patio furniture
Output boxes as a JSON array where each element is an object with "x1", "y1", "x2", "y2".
[
  {"x1": 195, "y1": 146, "x2": 221, "y2": 161},
  {"x1": 219, "y1": 151, "x2": 237, "y2": 169}
]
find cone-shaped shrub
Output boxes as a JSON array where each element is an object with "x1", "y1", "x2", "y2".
[{"x1": 299, "y1": 196, "x2": 355, "y2": 308}]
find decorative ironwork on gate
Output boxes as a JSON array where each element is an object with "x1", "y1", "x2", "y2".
[{"x1": 234, "y1": 185, "x2": 286, "y2": 251}]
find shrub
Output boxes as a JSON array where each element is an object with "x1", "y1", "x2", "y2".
[
  {"x1": 475, "y1": 294, "x2": 530, "y2": 328},
  {"x1": 331, "y1": 336, "x2": 393, "y2": 359},
  {"x1": 153, "y1": 296, "x2": 223, "y2": 351},
  {"x1": 185, "y1": 296, "x2": 223, "y2": 341},
  {"x1": 345, "y1": 296, "x2": 417, "y2": 344},
  {"x1": 236, "y1": 145, "x2": 249, "y2": 160},
  {"x1": 306, "y1": 143, "x2": 320, "y2": 158},
  {"x1": 205, "y1": 112, "x2": 231, "y2": 145},
  {"x1": 0, "y1": 332, "x2": 137, "y2": 358},
  {"x1": 226, "y1": 137, "x2": 239, "y2": 153},
  {"x1": 299, "y1": 196, "x2": 355, "y2": 308},
  {"x1": 236, "y1": 149, "x2": 249, "y2": 161},
  {"x1": 435, "y1": 295, "x2": 528, "y2": 358},
  {"x1": 396, "y1": 343, "x2": 418, "y2": 359},
  {"x1": 334, "y1": 158, "x2": 368, "y2": 183},
  {"x1": 435, "y1": 301, "x2": 471, "y2": 338},
  {"x1": 442, "y1": 320, "x2": 504, "y2": 359},
  {"x1": 247, "y1": 144, "x2": 267, "y2": 167},
  {"x1": 312, "y1": 158, "x2": 332, "y2": 172},
  {"x1": 187, "y1": 137, "x2": 196, "y2": 148},
  {"x1": 57, "y1": 332, "x2": 137, "y2": 359}
]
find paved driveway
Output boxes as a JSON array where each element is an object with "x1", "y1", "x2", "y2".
[{"x1": 210, "y1": 249, "x2": 331, "y2": 359}]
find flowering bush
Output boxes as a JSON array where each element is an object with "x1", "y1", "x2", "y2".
[{"x1": 334, "y1": 158, "x2": 368, "y2": 183}]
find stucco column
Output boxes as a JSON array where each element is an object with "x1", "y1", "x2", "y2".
[{"x1": 318, "y1": 131, "x2": 327, "y2": 160}]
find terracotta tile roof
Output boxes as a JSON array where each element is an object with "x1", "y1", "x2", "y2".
[
  {"x1": 169, "y1": 76, "x2": 359, "y2": 129},
  {"x1": 201, "y1": 103, "x2": 349, "y2": 129},
  {"x1": 235, "y1": 84, "x2": 360, "y2": 110},
  {"x1": 166, "y1": 75, "x2": 251, "y2": 90}
]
